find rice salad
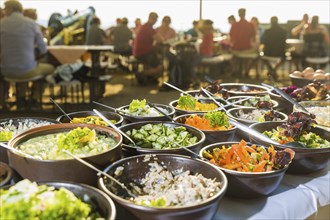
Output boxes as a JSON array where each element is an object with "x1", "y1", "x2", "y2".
[
  {"x1": 115, "y1": 161, "x2": 221, "y2": 208},
  {"x1": 0, "y1": 119, "x2": 55, "y2": 142}
]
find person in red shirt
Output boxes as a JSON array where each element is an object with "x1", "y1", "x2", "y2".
[
  {"x1": 230, "y1": 8, "x2": 256, "y2": 51},
  {"x1": 133, "y1": 12, "x2": 163, "y2": 84},
  {"x1": 229, "y1": 8, "x2": 257, "y2": 76}
]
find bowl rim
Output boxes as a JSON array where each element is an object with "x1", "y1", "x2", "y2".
[
  {"x1": 173, "y1": 113, "x2": 237, "y2": 132},
  {"x1": 118, "y1": 121, "x2": 206, "y2": 151},
  {"x1": 0, "y1": 162, "x2": 13, "y2": 187},
  {"x1": 55, "y1": 110, "x2": 124, "y2": 125},
  {"x1": 199, "y1": 141, "x2": 290, "y2": 175},
  {"x1": 7, "y1": 123, "x2": 123, "y2": 162},
  {"x1": 117, "y1": 103, "x2": 175, "y2": 119},
  {"x1": 226, "y1": 95, "x2": 279, "y2": 108},
  {"x1": 98, "y1": 153, "x2": 228, "y2": 211},
  {"x1": 226, "y1": 107, "x2": 288, "y2": 124},
  {"x1": 249, "y1": 121, "x2": 330, "y2": 152},
  {"x1": 289, "y1": 73, "x2": 329, "y2": 82},
  {"x1": 219, "y1": 83, "x2": 270, "y2": 95}
]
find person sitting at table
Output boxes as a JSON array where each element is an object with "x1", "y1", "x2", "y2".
[
  {"x1": 291, "y1": 13, "x2": 309, "y2": 39},
  {"x1": 250, "y1": 16, "x2": 263, "y2": 51},
  {"x1": 85, "y1": 16, "x2": 107, "y2": 45},
  {"x1": 185, "y1": 20, "x2": 199, "y2": 39},
  {"x1": 110, "y1": 17, "x2": 133, "y2": 56},
  {"x1": 133, "y1": 12, "x2": 164, "y2": 85},
  {"x1": 301, "y1": 15, "x2": 330, "y2": 68},
  {"x1": 261, "y1": 16, "x2": 287, "y2": 78},
  {"x1": 182, "y1": 19, "x2": 214, "y2": 88},
  {"x1": 0, "y1": 0, "x2": 54, "y2": 109},
  {"x1": 156, "y1": 16, "x2": 177, "y2": 42}
]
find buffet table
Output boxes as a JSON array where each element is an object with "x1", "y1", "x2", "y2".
[{"x1": 215, "y1": 165, "x2": 330, "y2": 219}]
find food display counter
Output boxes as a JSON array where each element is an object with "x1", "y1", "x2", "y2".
[{"x1": 215, "y1": 165, "x2": 329, "y2": 219}]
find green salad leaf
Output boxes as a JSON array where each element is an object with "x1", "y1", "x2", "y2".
[
  {"x1": 57, "y1": 127, "x2": 96, "y2": 152},
  {"x1": 204, "y1": 111, "x2": 230, "y2": 128},
  {"x1": 0, "y1": 179, "x2": 98, "y2": 220},
  {"x1": 177, "y1": 95, "x2": 196, "y2": 109},
  {"x1": 129, "y1": 99, "x2": 147, "y2": 113},
  {"x1": 0, "y1": 131, "x2": 13, "y2": 142}
]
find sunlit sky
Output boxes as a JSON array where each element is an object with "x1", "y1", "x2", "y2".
[{"x1": 15, "y1": 0, "x2": 330, "y2": 33}]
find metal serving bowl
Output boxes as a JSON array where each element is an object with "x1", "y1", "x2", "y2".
[
  {"x1": 119, "y1": 121, "x2": 205, "y2": 157},
  {"x1": 0, "y1": 117, "x2": 59, "y2": 163},
  {"x1": 289, "y1": 74, "x2": 330, "y2": 88},
  {"x1": 227, "y1": 107, "x2": 288, "y2": 140},
  {"x1": 0, "y1": 162, "x2": 13, "y2": 187},
  {"x1": 249, "y1": 121, "x2": 330, "y2": 174},
  {"x1": 219, "y1": 83, "x2": 269, "y2": 96},
  {"x1": 98, "y1": 154, "x2": 228, "y2": 220},
  {"x1": 117, "y1": 103, "x2": 175, "y2": 123},
  {"x1": 56, "y1": 110, "x2": 124, "y2": 126},
  {"x1": 173, "y1": 113, "x2": 237, "y2": 146},
  {"x1": 7, "y1": 123, "x2": 122, "y2": 186},
  {"x1": 199, "y1": 142, "x2": 290, "y2": 198}
]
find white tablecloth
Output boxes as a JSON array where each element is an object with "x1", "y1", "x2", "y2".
[{"x1": 214, "y1": 164, "x2": 330, "y2": 219}]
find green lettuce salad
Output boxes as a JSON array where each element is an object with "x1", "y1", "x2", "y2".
[{"x1": 0, "y1": 179, "x2": 103, "y2": 220}]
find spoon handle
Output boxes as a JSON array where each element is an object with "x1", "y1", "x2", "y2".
[
  {"x1": 0, "y1": 142, "x2": 33, "y2": 158},
  {"x1": 50, "y1": 97, "x2": 72, "y2": 120},
  {"x1": 147, "y1": 102, "x2": 175, "y2": 122},
  {"x1": 163, "y1": 82, "x2": 190, "y2": 95},
  {"x1": 93, "y1": 109, "x2": 136, "y2": 146},
  {"x1": 261, "y1": 83, "x2": 310, "y2": 113},
  {"x1": 228, "y1": 119, "x2": 280, "y2": 146},
  {"x1": 92, "y1": 101, "x2": 127, "y2": 114},
  {"x1": 62, "y1": 150, "x2": 136, "y2": 198}
]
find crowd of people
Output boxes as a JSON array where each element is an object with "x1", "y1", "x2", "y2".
[{"x1": 1, "y1": 0, "x2": 330, "y2": 109}]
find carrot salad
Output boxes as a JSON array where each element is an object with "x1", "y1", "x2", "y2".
[
  {"x1": 203, "y1": 140, "x2": 284, "y2": 172},
  {"x1": 185, "y1": 114, "x2": 232, "y2": 131}
]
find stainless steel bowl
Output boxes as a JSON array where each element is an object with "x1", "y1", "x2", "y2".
[
  {"x1": 98, "y1": 154, "x2": 228, "y2": 220},
  {"x1": 7, "y1": 123, "x2": 122, "y2": 186},
  {"x1": 219, "y1": 83, "x2": 269, "y2": 96}
]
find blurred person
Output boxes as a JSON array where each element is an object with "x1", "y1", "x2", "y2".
[
  {"x1": 301, "y1": 15, "x2": 330, "y2": 68},
  {"x1": 110, "y1": 17, "x2": 133, "y2": 56},
  {"x1": 230, "y1": 8, "x2": 256, "y2": 52},
  {"x1": 262, "y1": 16, "x2": 287, "y2": 78},
  {"x1": 23, "y1": 8, "x2": 47, "y2": 38},
  {"x1": 229, "y1": 8, "x2": 256, "y2": 76},
  {"x1": 85, "y1": 16, "x2": 107, "y2": 45},
  {"x1": 0, "y1": 0, "x2": 54, "y2": 108},
  {"x1": 250, "y1": 16, "x2": 263, "y2": 51},
  {"x1": 132, "y1": 18, "x2": 142, "y2": 37},
  {"x1": 185, "y1": 20, "x2": 199, "y2": 39},
  {"x1": 156, "y1": 16, "x2": 176, "y2": 41},
  {"x1": 133, "y1": 12, "x2": 164, "y2": 85},
  {"x1": 291, "y1": 13, "x2": 309, "y2": 38},
  {"x1": 105, "y1": 18, "x2": 122, "y2": 44},
  {"x1": 227, "y1": 15, "x2": 236, "y2": 25}
]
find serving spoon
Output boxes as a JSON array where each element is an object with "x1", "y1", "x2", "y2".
[
  {"x1": 93, "y1": 109, "x2": 137, "y2": 146},
  {"x1": 92, "y1": 101, "x2": 128, "y2": 115},
  {"x1": 62, "y1": 149, "x2": 137, "y2": 198},
  {"x1": 201, "y1": 88, "x2": 306, "y2": 149},
  {"x1": 261, "y1": 83, "x2": 310, "y2": 114},
  {"x1": 0, "y1": 142, "x2": 37, "y2": 159},
  {"x1": 50, "y1": 97, "x2": 72, "y2": 120}
]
